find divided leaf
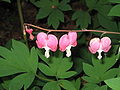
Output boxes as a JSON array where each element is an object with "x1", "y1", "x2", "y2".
[
  {"x1": 38, "y1": 57, "x2": 76, "y2": 78},
  {"x1": 33, "y1": 0, "x2": 71, "y2": 29},
  {"x1": 82, "y1": 55, "x2": 117, "y2": 83},
  {"x1": 0, "y1": 40, "x2": 38, "y2": 89},
  {"x1": 9, "y1": 73, "x2": 35, "y2": 90},
  {"x1": 72, "y1": 10, "x2": 91, "y2": 29}
]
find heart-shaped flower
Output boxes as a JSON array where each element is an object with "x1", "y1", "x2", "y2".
[
  {"x1": 88, "y1": 37, "x2": 111, "y2": 59},
  {"x1": 59, "y1": 32, "x2": 77, "y2": 57},
  {"x1": 36, "y1": 32, "x2": 58, "y2": 58}
]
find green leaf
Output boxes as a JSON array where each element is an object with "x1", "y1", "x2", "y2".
[
  {"x1": 98, "y1": 13, "x2": 118, "y2": 32},
  {"x1": 53, "y1": 9, "x2": 64, "y2": 22},
  {"x1": 81, "y1": 83, "x2": 99, "y2": 90},
  {"x1": 38, "y1": 57, "x2": 75, "y2": 78},
  {"x1": 0, "y1": 40, "x2": 38, "y2": 89},
  {"x1": 33, "y1": 0, "x2": 52, "y2": 8},
  {"x1": 59, "y1": 4, "x2": 72, "y2": 11},
  {"x1": 85, "y1": 0, "x2": 97, "y2": 9},
  {"x1": 37, "y1": 49, "x2": 49, "y2": 64},
  {"x1": 1, "y1": 0, "x2": 11, "y2": 3},
  {"x1": 82, "y1": 76, "x2": 100, "y2": 83},
  {"x1": 72, "y1": 10, "x2": 91, "y2": 29},
  {"x1": 57, "y1": 71, "x2": 77, "y2": 78},
  {"x1": 59, "y1": 0, "x2": 70, "y2": 5},
  {"x1": 94, "y1": 85, "x2": 108, "y2": 90},
  {"x1": 83, "y1": 63, "x2": 95, "y2": 77},
  {"x1": 9, "y1": 73, "x2": 35, "y2": 90},
  {"x1": 72, "y1": 78, "x2": 81, "y2": 90},
  {"x1": 108, "y1": 4, "x2": 120, "y2": 16},
  {"x1": 109, "y1": 0, "x2": 120, "y2": 3},
  {"x1": 83, "y1": 55, "x2": 117, "y2": 83},
  {"x1": 36, "y1": 8, "x2": 52, "y2": 19},
  {"x1": 72, "y1": 11, "x2": 80, "y2": 20},
  {"x1": 92, "y1": 55, "x2": 117, "y2": 75},
  {"x1": 105, "y1": 77, "x2": 120, "y2": 90},
  {"x1": 43, "y1": 81, "x2": 61, "y2": 90},
  {"x1": 31, "y1": 86, "x2": 41, "y2": 90},
  {"x1": 95, "y1": 4, "x2": 112, "y2": 16},
  {"x1": 102, "y1": 68, "x2": 118, "y2": 80},
  {"x1": 97, "y1": 0, "x2": 109, "y2": 5},
  {"x1": 38, "y1": 63, "x2": 55, "y2": 76},
  {"x1": 59, "y1": 80, "x2": 76, "y2": 90},
  {"x1": 57, "y1": 58, "x2": 73, "y2": 73},
  {"x1": 48, "y1": 11, "x2": 60, "y2": 29},
  {"x1": 47, "y1": 8, "x2": 64, "y2": 29}
]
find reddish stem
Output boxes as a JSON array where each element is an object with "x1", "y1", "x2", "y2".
[{"x1": 24, "y1": 23, "x2": 120, "y2": 35}]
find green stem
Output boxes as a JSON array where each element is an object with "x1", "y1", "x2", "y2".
[
  {"x1": 35, "y1": 74, "x2": 54, "y2": 82},
  {"x1": 17, "y1": 0, "x2": 28, "y2": 46}
]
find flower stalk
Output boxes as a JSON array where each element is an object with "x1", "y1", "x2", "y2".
[
  {"x1": 24, "y1": 23, "x2": 120, "y2": 35},
  {"x1": 17, "y1": 0, "x2": 28, "y2": 46}
]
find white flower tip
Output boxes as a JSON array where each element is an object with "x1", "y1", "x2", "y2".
[
  {"x1": 97, "y1": 50, "x2": 103, "y2": 60},
  {"x1": 66, "y1": 52, "x2": 71, "y2": 57},
  {"x1": 66, "y1": 46, "x2": 71, "y2": 57},
  {"x1": 97, "y1": 55, "x2": 102, "y2": 60},
  {"x1": 45, "y1": 49, "x2": 50, "y2": 58}
]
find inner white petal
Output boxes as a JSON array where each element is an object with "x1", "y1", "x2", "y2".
[
  {"x1": 66, "y1": 45, "x2": 72, "y2": 57},
  {"x1": 44, "y1": 47, "x2": 50, "y2": 58},
  {"x1": 97, "y1": 49, "x2": 103, "y2": 60}
]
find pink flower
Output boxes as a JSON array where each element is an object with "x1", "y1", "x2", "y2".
[
  {"x1": 59, "y1": 32, "x2": 77, "y2": 57},
  {"x1": 88, "y1": 37, "x2": 111, "y2": 59},
  {"x1": 26, "y1": 29, "x2": 34, "y2": 40},
  {"x1": 36, "y1": 32, "x2": 58, "y2": 58}
]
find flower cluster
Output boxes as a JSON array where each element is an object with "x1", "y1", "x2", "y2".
[
  {"x1": 26, "y1": 29, "x2": 112, "y2": 60},
  {"x1": 36, "y1": 32, "x2": 77, "y2": 58}
]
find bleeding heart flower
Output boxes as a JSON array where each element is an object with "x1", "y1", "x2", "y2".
[
  {"x1": 36, "y1": 32, "x2": 58, "y2": 58},
  {"x1": 26, "y1": 29, "x2": 34, "y2": 40},
  {"x1": 59, "y1": 32, "x2": 77, "y2": 57},
  {"x1": 88, "y1": 37, "x2": 111, "y2": 59}
]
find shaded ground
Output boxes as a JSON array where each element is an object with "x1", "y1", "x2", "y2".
[
  {"x1": 0, "y1": 1, "x2": 38, "y2": 46},
  {"x1": 0, "y1": 0, "x2": 82, "y2": 46}
]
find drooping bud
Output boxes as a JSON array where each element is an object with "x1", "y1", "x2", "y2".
[{"x1": 26, "y1": 28, "x2": 34, "y2": 40}]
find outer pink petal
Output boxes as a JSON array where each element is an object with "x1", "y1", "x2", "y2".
[
  {"x1": 36, "y1": 32, "x2": 47, "y2": 48},
  {"x1": 47, "y1": 34, "x2": 58, "y2": 52},
  {"x1": 36, "y1": 40, "x2": 41, "y2": 48},
  {"x1": 88, "y1": 46, "x2": 96, "y2": 54},
  {"x1": 103, "y1": 46, "x2": 111, "y2": 52},
  {"x1": 68, "y1": 32, "x2": 77, "y2": 46},
  {"x1": 101, "y1": 37, "x2": 111, "y2": 52},
  {"x1": 59, "y1": 34, "x2": 70, "y2": 52},
  {"x1": 89, "y1": 38, "x2": 100, "y2": 53}
]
